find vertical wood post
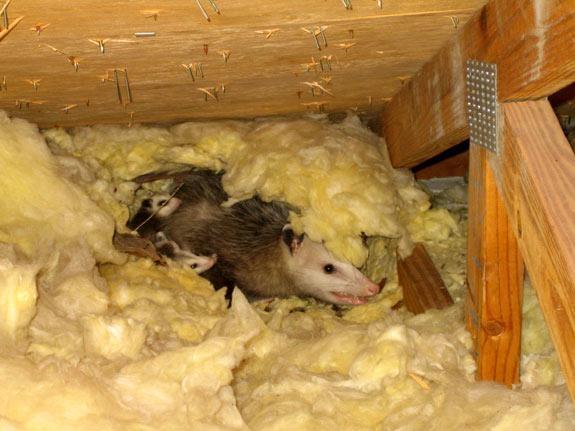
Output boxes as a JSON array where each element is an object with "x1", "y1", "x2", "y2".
[{"x1": 466, "y1": 144, "x2": 524, "y2": 386}]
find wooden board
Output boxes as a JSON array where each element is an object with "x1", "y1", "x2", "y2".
[
  {"x1": 381, "y1": 0, "x2": 575, "y2": 168},
  {"x1": 397, "y1": 243, "x2": 454, "y2": 314},
  {"x1": 414, "y1": 145, "x2": 469, "y2": 179},
  {"x1": 466, "y1": 144, "x2": 524, "y2": 387},
  {"x1": 0, "y1": 0, "x2": 485, "y2": 127},
  {"x1": 489, "y1": 100, "x2": 575, "y2": 398}
]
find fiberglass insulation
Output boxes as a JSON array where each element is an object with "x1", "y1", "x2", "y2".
[
  {"x1": 43, "y1": 115, "x2": 431, "y2": 266},
  {"x1": 0, "y1": 110, "x2": 574, "y2": 430}
]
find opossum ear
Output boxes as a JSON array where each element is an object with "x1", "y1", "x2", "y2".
[{"x1": 282, "y1": 225, "x2": 304, "y2": 256}]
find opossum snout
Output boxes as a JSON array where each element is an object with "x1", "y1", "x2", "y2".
[
  {"x1": 285, "y1": 236, "x2": 381, "y2": 305},
  {"x1": 327, "y1": 275, "x2": 381, "y2": 305},
  {"x1": 364, "y1": 279, "x2": 381, "y2": 296}
]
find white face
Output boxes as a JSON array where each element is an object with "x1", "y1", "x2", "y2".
[
  {"x1": 154, "y1": 231, "x2": 216, "y2": 274},
  {"x1": 174, "y1": 250, "x2": 217, "y2": 274},
  {"x1": 284, "y1": 237, "x2": 381, "y2": 305},
  {"x1": 150, "y1": 194, "x2": 182, "y2": 218}
]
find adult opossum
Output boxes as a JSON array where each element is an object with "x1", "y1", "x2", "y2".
[{"x1": 159, "y1": 170, "x2": 381, "y2": 305}]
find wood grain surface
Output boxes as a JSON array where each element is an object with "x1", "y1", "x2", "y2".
[
  {"x1": 398, "y1": 243, "x2": 454, "y2": 314},
  {"x1": 0, "y1": 0, "x2": 485, "y2": 127},
  {"x1": 466, "y1": 144, "x2": 524, "y2": 387},
  {"x1": 490, "y1": 100, "x2": 575, "y2": 398},
  {"x1": 382, "y1": 0, "x2": 575, "y2": 168}
]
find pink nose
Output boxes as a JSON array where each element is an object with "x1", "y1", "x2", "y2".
[{"x1": 365, "y1": 280, "x2": 381, "y2": 295}]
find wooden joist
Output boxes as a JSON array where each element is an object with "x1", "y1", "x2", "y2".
[
  {"x1": 485, "y1": 100, "x2": 575, "y2": 398},
  {"x1": 0, "y1": 0, "x2": 485, "y2": 127},
  {"x1": 397, "y1": 243, "x2": 454, "y2": 314},
  {"x1": 0, "y1": 16, "x2": 24, "y2": 43},
  {"x1": 466, "y1": 144, "x2": 524, "y2": 387},
  {"x1": 414, "y1": 146, "x2": 469, "y2": 179},
  {"x1": 381, "y1": 0, "x2": 575, "y2": 168}
]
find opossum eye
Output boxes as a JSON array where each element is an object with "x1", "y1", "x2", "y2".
[
  {"x1": 158, "y1": 200, "x2": 167, "y2": 206},
  {"x1": 323, "y1": 264, "x2": 335, "y2": 274},
  {"x1": 190, "y1": 263, "x2": 198, "y2": 269}
]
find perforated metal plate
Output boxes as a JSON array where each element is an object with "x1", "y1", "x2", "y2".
[{"x1": 466, "y1": 60, "x2": 498, "y2": 153}]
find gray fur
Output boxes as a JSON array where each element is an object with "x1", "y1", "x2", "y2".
[
  {"x1": 162, "y1": 190, "x2": 298, "y2": 297},
  {"x1": 159, "y1": 169, "x2": 381, "y2": 303}
]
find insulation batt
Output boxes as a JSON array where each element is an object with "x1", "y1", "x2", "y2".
[
  {"x1": 44, "y1": 115, "x2": 430, "y2": 266},
  {"x1": 0, "y1": 111, "x2": 573, "y2": 429}
]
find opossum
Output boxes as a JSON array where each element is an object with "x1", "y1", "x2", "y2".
[
  {"x1": 127, "y1": 193, "x2": 182, "y2": 238},
  {"x1": 127, "y1": 193, "x2": 217, "y2": 273},
  {"x1": 159, "y1": 170, "x2": 381, "y2": 305},
  {"x1": 153, "y1": 231, "x2": 217, "y2": 274}
]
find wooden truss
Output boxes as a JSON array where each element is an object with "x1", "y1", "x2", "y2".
[
  {"x1": 382, "y1": 0, "x2": 575, "y2": 398},
  {"x1": 382, "y1": 0, "x2": 575, "y2": 169}
]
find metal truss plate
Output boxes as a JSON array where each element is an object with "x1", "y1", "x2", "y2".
[{"x1": 466, "y1": 60, "x2": 498, "y2": 153}]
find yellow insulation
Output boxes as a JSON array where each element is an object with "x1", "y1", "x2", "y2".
[
  {"x1": 0, "y1": 111, "x2": 573, "y2": 430},
  {"x1": 44, "y1": 115, "x2": 430, "y2": 267}
]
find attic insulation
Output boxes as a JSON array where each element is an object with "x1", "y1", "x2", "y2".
[{"x1": 0, "y1": 111, "x2": 574, "y2": 430}]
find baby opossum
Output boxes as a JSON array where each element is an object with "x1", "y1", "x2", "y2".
[
  {"x1": 127, "y1": 193, "x2": 183, "y2": 238},
  {"x1": 159, "y1": 169, "x2": 381, "y2": 305},
  {"x1": 153, "y1": 231, "x2": 217, "y2": 274},
  {"x1": 127, "y1": 193, "x2": 216, "y2": 273}
]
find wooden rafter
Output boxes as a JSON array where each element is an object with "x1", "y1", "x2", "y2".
[
  {"x1": 0, "y1": 0, "x2": 486, "y2": 128},
  {"x1": 485, "y1": 100, "x2": 575, "y2": 399},
  {"x1": 413, "y1": 146, "x2": 469, "y2": 179},
  {"x1": 381, "y1": 0, "x2": 575, "y2": 168}
]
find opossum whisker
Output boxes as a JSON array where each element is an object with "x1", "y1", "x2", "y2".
[
  {"x1": 289, "y1": 268, "x2": 362, "y2": 291},
  {"x1": 288, "y1": 268, "x2": 342, "y2": 286},
  {"x1": 133, "y1": 182, "x2": 184, "y2": 233}
]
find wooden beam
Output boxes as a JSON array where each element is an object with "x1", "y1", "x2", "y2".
[
  {"x1": 381, "y1": 0, "x2": 575, "y2": 168},
  {"x1": 414, "y1": 147, "x2": 469, "y2": 179},
  {"x1": 0, "y1": 16, "x2": 24, "y2": 43},
  {"x1": 466, "y1": 144, "x2": 524, "y2": 387},
  {"x1": 489, "y1": 100, "x2": 575, "y2": 399},
  {"x1": 0, "y1": 0, "x2": 485, "y2": 127},
  {"x1": 397, "y1": 243, "x2": 454, "y2": 314}
]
